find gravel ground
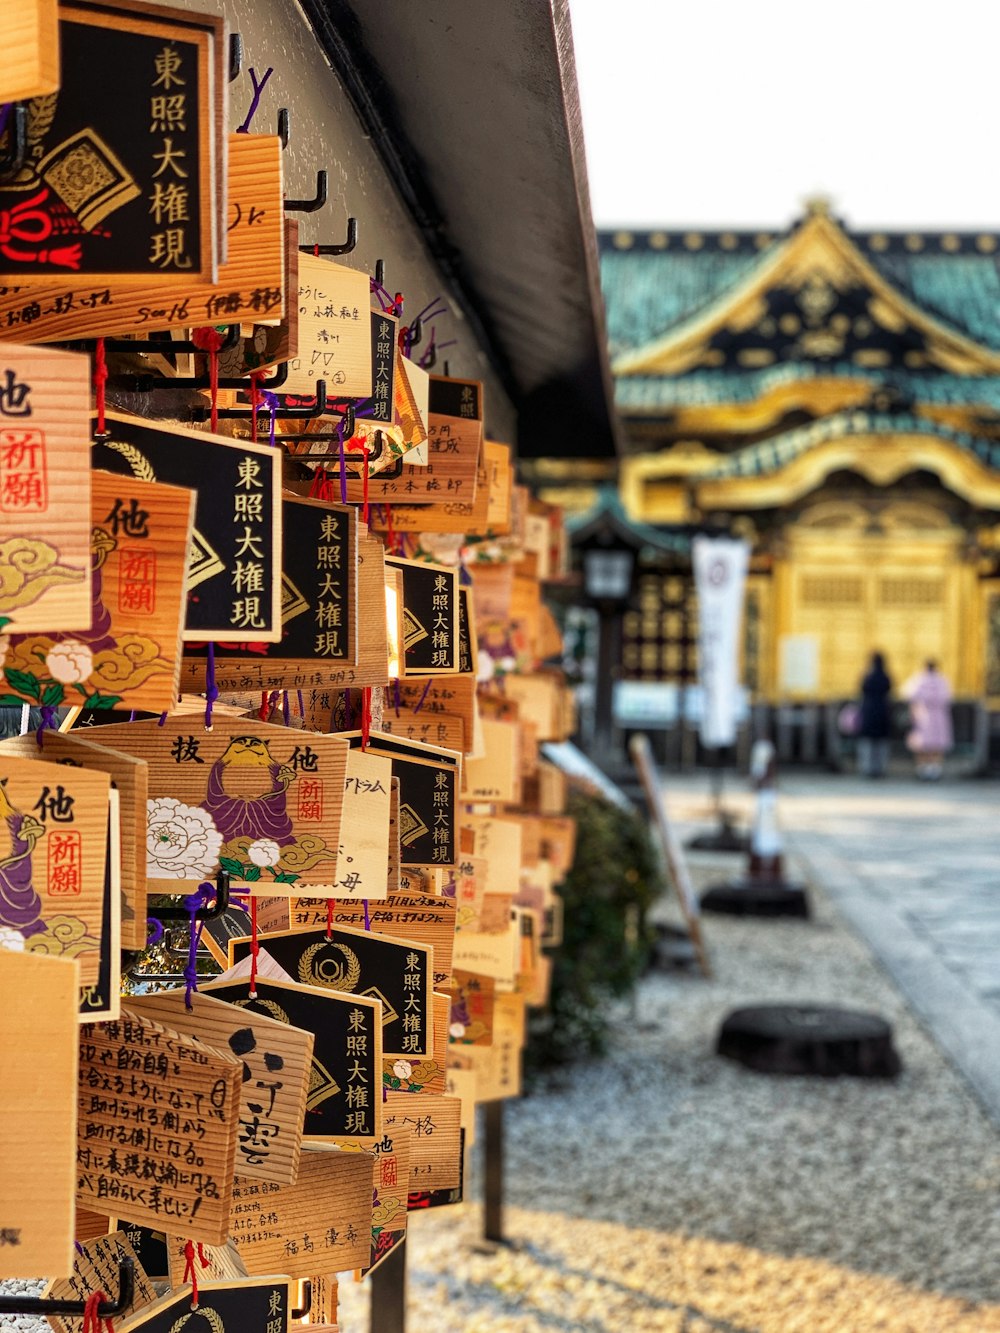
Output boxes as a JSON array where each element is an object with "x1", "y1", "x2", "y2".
[{"x1": 7, "y1": 798, "x2": 1000, "y2": 1332}]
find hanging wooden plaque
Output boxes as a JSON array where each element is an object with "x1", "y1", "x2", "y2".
[
  {"x1": 0, "y1": 950, "x2": 79, "y2": 1278},
  {"x1": 330, "y1": 747, "x2": 392, "y2": 900},
  {"x1": 0, "y1": 728, "x2": 146, "y2": 949},
  {"x1": 76, "y1": 1010, "x2": 242, "y2": 1243},
  {"x1": 391, "y1": 676, "x2": 476, "y2": 752},
  {"x1": 0, "y1": 2, "x2": 220, "y2": 285},
  {"x1": 228, "y1": 1146, "x2": 373, "y2": 1277},
  {"x1": 341, "y1": 730, "x2": 461, "y2": 870},
  {"x1": 228, "y1": 925, "x2": 433, "y2": 1062},
  {"x1": 165, "y1": 1235, "x2": 247, "y2": 1286},
  {"x1": 462, "y1": 718, "x2": 522, "y2": 804},
  {"x1": 76, "y1": 785, "x2": 121, "y2": 1020},
  {"x1": 1, "y1": 469, "x2": 193, "y2": 714},
  {"x1": 384, "y1": 557, "x2": 459, "y2": 676},
  {"x1": 351, "y1": 1124, "x2": 411, "y2": 1277},
  {"x1": 2, "y1": 0, "x2": 60, "y2": 101},
  {"x1": 283, "y1": 254, "x2": 372, "y2": 398},
  {"x1": 383, "y1": 1092, "x2": 461, "y2": 1192},
  {"x1": 42, "y1": 1231, "x2": 157, "y2": 1331},
  {"x1": 0, "y1": 342, "x2": 92, "y2": 634},
  {"x1": 203, "y1": 975, "x2": 382, "y2": 1144},
  {"x1": 180, "y1": 497, "x2": 358, "y2": 693},
  {"x1": 128, "y1": 987, "x2": 314, "y2": 1186},
  {"x1": 447, "y1": 969, "x2": 496, "y2": 1045},
  {"x1": 383, "y1": 988, "x2": 449, "y2": 1096},
  {"x1": 379, "y1": 708, "x2": 465, "y2": 754},
  {"x1": 461, "y1": 814, "x2": 523, "y2": 896},
  {"x1": 104, "y1": 717, "x2": 348, "y2": 892},
  {"x1": 116, "y1": 1279, "x2": 293, "y2": 1333},
  {"x1": 0, "y1": 137, "x2": 288, "y2": 343},
  {"x1": 0, "y1": 753, "x2": 109, "y2": 983},
  {"x1": 98, "y1": 1220, "x2": 169, "y2": 1280},
  {"x1": 92, "y1": 412, "x2": 282, "y2": 642},
  {"x1": 392, "y1": 349, "x2": 427, "y2": 456},
  {"x1": 293, "y1": 882, "x2": 456, "y2": 988}
]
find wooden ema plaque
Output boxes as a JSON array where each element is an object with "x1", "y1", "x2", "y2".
[
  {"x1": 342, "y1": 730, "x2": 460, "y2": 870},
  {"x1": 92, "y1": 412, "x2": 282, "y2": 642},
  {"x1": 447, "y1": 970, "x2": 496, "y2": 1045},
  {"x1": 229, "y1": 925, "x2": 433, "y2": 1063},
  {"x1": 105, "y1": 716, "x2": 348, "y2": 893},
  {"x1": 329, "y1": 747, "x2": 392, "y2": 900},
  {"x1": 116, "y1": 1279, "x2": 293, "y2": 1333},
  {"x1": 389, "y1": 676, "x2": 477, "y2": 752},
  {"x1": 462, "y1": 814, "x2": 523, "y2": 896},
  {"x1": 128, "y1": 988, "x2": 314, "y2": 1186},
  {"x1": 1, "y1": 470, "x2": 193, "y2": 713},
  {"x1": 203, "y1": 976, "x2": 382, "y2": 1144},
  {"x1": 283, "y1": 254, "x2": 372, "y2": 398},
  {"x1": 383, "y1": 1092, "x2": 461, "y2": 1192},
  {"x1": 376, "y1": 439, "x2": 510, "y2": 537},
  {"x1": 165, "y1": 1235, "x2": 247, "y2": 1286},
  {"x1": 292, "y1": 882, "x2": 456, "y2": 988},
  {"x1": 383, "y1": 989, "x2": 449, "y2": 1096},
  {"x1": 181, "y1": 497, "x2": 358, "y2": 694},
  {"x1": 76, "y1": 786, "x2": 121, "y2": 1021},
  {"x1": 0, "y1": 950, "x2": 79, "y2": 1278},
  {"x1": 228, "y1": 1146, "x2": 373, "y2": 1277},
  {"x1": 0, "y1": 727, "x2": 147, "y2": 949},
  {"x1": 2, "y1": 0, "x2": 60, "y2": 101},
  {"x1": 384, "y1": 556, "x2": 459, "y2": 676},
  {"x1": 462, "y1": 718, "x2": 522, "y2": 804},
  {"x1": 0, "y1": 753, "x2": 109, "y2": 983},
  {"x1": 0, "y1": 342, "x2": 92, "y2": 634},
  {"x1": 42, "y1": 1231, "x2": 157, "y2": 1331},
  {"x1": 344, "y1": 375, "x2": 482, "y2": 504},
  {"x1": 77, "y1": 1010, "x2": 241, "y2": 1244},
  {"x1": 0, "y1": 2, "x2": 220, "y2": 285},
  {"x1": 352, "y1": 1124, "x2": 411, "y2": 1277},
  {"x1": 0, "y1": 135, "x2": 287, "y2": 342}
]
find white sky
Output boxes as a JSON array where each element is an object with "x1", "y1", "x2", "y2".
[{"x1": 569, "y1": 0, "x2": 1000, "y2": 231}]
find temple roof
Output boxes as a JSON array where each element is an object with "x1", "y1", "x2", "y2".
[{"x1": 599, "y1": 210, "x2": 1000, "y2": 392}]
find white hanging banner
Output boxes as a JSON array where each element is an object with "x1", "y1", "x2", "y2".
[{"x1": 692, "y1": 536, "x2": 749, "y2": 748}]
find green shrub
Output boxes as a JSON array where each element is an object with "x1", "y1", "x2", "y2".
[{"x1": 527, "y1": 786, "x2": 664, "y2": 1069}]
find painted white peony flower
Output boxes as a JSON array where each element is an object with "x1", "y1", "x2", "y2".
[
  {"x1": 247, "y1": 838, "x2": 281, "y2": 868},
  {"x1": 0, "y1": 926, "x2": 26, "y2": 952},
  {"x1": 449, "y1": 1022, "x2": 467, "y2": 1040},
  {"x1": 147, "y1": 798, "x2": 223, "y2": 879},
  {"x1": 392, "y1": 1060, "x2": 413, "y2": 1080},
  {"x1": 46, "y1": 640, "x2": 93, "y2": 685}
]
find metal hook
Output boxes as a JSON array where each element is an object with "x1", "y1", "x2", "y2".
[
  {"x1": 103, "y1": 324, "x2": 242, "y2": 359},
  {"x1": 229, "y1": 33, "x2": 244, "y2": 82},
  {"x1": 421, "y1": 341, "x2": 437, "y2": 370},
  {"x1": 273, "y1": 397, "x2": 364, "y2": 446},
  {"x1": 299, "y1": 216, "x2": 359, "y2": 257},
  {"x1": 284, "y1": 170, "x2": 328, "y2": 214},
  {"x1": 152, "y1": 871, "x2": 232, "y2": 922},
  {"x1": 0, "y1": 103, "x2": 28, "y2": 179},
  {"x1": 374, "y1": 259, "x2": 386, "y2": 289},
  {"x1": 196, "y1": 377, "x2": 329, "y2": 422},
  {"x1": 403, "y1": 316, "x2": 423, "y2": 352},
  {"x1": 0, "y1": 1260, "x2": 134, "y2": 1317},
  {"x1": 291, "y1": 1281, "x2": 312, "y2": 1320},
  {"x1": 277, "y1": 107, "x2": 290, "y2": 150}
]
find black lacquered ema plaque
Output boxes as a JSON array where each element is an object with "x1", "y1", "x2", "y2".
[{"x1": 0, "y1": 4, "x2": 217, "y2": 283}]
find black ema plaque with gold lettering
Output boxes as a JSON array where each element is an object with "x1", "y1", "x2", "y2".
[
  {"x1": 92, "y1": 412, "x2": 281, "y2": 642},
  {"x1": 0, "y1": 3, "x2": 219, "y2": 284}
]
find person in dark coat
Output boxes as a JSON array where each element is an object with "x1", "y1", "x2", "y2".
[{"x1": 858, "y1": 651, "x2": 892, "y2": 777}]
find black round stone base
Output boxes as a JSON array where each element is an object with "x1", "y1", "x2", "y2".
[
  {"x1": 700, "y1": 879, "x2": 811, "y2": 918},
  {"x1": 650, "y1": 922, "x2": 699, "y2": 970},
  {"x1": 686, "y1": 826, "x2": 750, "y2": 853},
  {"x1": 716, "y1": 1003, "x2": 902, "y2": 1078}
]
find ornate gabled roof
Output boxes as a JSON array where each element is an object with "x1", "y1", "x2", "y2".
[{"x1": 599, "y1": 210, "x2": 1000, "y2": 382}]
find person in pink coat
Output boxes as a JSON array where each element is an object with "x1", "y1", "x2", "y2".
[{"x1": 903, "y1": 660, "x2": 953, "y2": 780}]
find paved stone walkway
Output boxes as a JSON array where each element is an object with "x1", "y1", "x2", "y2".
[{"x1": 674, "y1": 773, "x2": 1000, "y2": 1124}]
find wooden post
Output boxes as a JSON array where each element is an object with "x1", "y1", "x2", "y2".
[
  {"x1": 370, "y1": 1235, "x2": 407, "y2": 1333},
  {"x1": 484, "y1": 1099, "x2": 505, "y2": 1244}
]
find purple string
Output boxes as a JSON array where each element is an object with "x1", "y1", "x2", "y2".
[
  {"x1": 363, "y1": 899, "x2": 371, "y2": 931},
  {"x1": 204, "y1": 642, "x2": 218, "y2": 728},
  {"x1": 266, "y1": 688, "x2": 280, "y2": 722},
  {"x1": 35, "y1": 704, "x2": 58, "y2": 749},
  {"x1": 296, "y1": 690, "x2": 305, "y2": 719},
  {"x1": 282, "y1": 691, "x2": 291, "y2": 727},
  {"x1": 158, "y1": 710, "x2": 168, "y2": 727},
  {"x1": 0, "y1": 105, "x2": 11, "y2": 140},
  {"x1": 459, "y1": 562, "x2": 473, "y2": 586},
  {"x1": 262, "y1": 391, "x2": 279, "y2": 448},
  {"x1": 393, "y1": 679, "x2": 401, "y2": 717},
  {"x1": 236, "y1": 67, "x2": 273, "y2": 134},
  {"x1": 129, "y1": 709, "x2": 136, "y2": 722},
  {"x1": 338, "y1": 421, "x2": 347, "y2": 503},
  {"x1": 412, "y1": 679, "x2": 433, "y2": 714},
  {"x1": 75, "y1": 1240, "x2": 85, "y2": 1257},
  {"x1": 146, "y1": 916, "x2": 165, "y2": 946},
  {"x1": 183, "y1": 883, "x2": 214, "y2": 1009},
  {"x1": 369, "y1": 278, "x2": 397, "y2": 314}
]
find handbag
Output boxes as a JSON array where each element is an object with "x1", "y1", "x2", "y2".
[{"x1": 837, "y1": 703, "x2": 861, "y2": 737}]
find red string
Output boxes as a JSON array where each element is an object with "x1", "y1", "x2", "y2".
[
  {"x1": 82, "y1": 1290, "x2": 114, "y2": 1333},
  {"x1": 346, "y1": 442, "x2": 370, "y2": 525},
  {"x1": 258, "y1": 691, "x2": 269, "y2": 721},
  {"x1": 192, "y1": 328, "x2": 226, "y2": 433},
  {"x1": 361, "y1": 686, "x2": 371, "y2": 749},
  {"x1": 182, "y1": 1239, "x2": 210, "y2": 1308},
  {"x1": 309, "y1": 464, "x2": 334, "y2": 501},
  {"x1": 326, "y1": 897, "x2": 335, "y2": 940},
  {"x1": 94, "y1": 338, "x2": 108, "y2": 435},
  {"x1": 249, "y1": 896, "x2": 259, "y2": 997}
]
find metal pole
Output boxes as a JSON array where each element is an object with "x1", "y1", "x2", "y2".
[
  {"x1": 484, "y1": 1099, "x2": 505, "y2": 1244},
  {"x1": 593, "y1": 606, "x2": 615, "y2": 759},
  {"x1": 370, "y1": 1235, "x2": 407, "y2": 1333}
]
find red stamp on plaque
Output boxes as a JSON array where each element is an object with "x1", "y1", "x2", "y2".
[
  {"x1": 118, "y1": 547, "x2": 157, "y2": 614},
  {"x1": 0, "y1": 428, "x2": 48, "y2": 512},
  {"x1": 297, "y1": 778, "x2": 324, "y2": 821},
  {"x1": 47, "y1": 831, "x2": 83, "y2": 895}
]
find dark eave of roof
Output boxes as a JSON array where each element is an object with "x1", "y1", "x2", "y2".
[{"x1": 299, "y1": 0, "x2": 623, "y2": 460}]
